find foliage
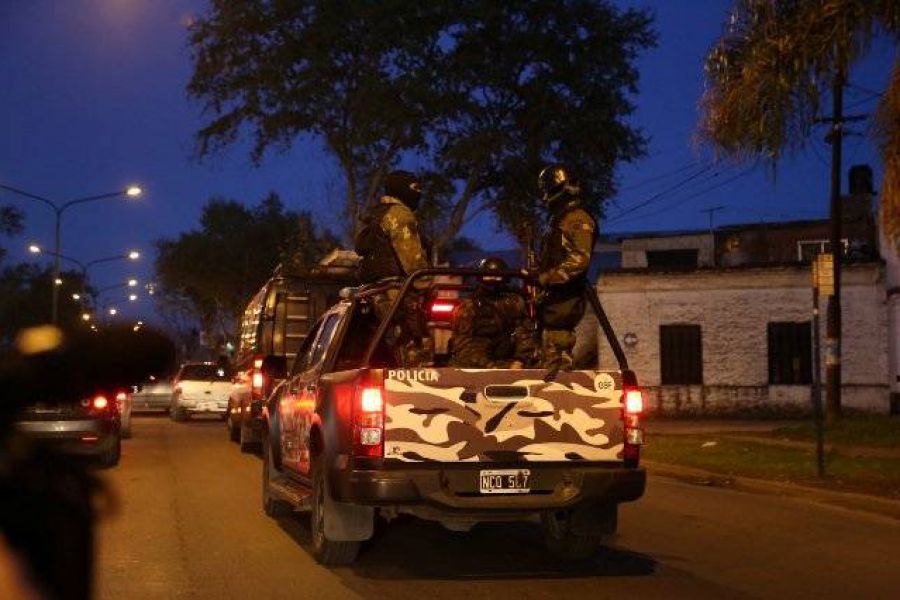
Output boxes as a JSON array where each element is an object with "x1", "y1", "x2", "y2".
[
  {"x1": 0, "y1": 204, "x2": 24, "y2": 263},
  {"x1": 154, "y1": 193, "x2": 337, "y2": 337},
  {"x1": 0, "y1": 265, "x2": 89, "y2": 344},
  {"x1": 700, "y1": 0, "x2": 900, "y2": 246},
  {"x1": 187, "y1": 1, "x2": 655, "y2": 252}
]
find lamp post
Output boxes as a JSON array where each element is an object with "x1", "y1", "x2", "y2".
[{"x1": 2, "y1": 183, "x2": 142, "y2": 323}]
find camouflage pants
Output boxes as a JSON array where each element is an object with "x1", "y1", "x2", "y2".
[
  {"x1": 373, "y1": 288, "x2": 432, "y2": 367},
  {"x1": 541, "y1": 328, "x2": 576, "y2": 371}
]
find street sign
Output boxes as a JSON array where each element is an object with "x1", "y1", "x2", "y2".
[{"x1": 815, "y1": 254, "x2": 834, "y2": 297}]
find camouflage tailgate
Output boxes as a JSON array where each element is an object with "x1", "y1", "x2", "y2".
[{"x1": 382, "y1": 368, "x2": 624, "y2": 463}]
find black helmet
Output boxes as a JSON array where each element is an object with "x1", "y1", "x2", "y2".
[
  {"x1": 477, "y1": 256, "x2": 507, "y2": 287},
  {"x1": 538, "y1": 164, "x2": 577, "y2": 203},
  {"x1": 385, "y1": 170, "x2": 422, "y2": 211}
]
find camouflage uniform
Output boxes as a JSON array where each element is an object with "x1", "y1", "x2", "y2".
[
  {"x1": 355, "y1": 195, "x2": 431, "y2": 366},
  {"x1": 537, "y1": 199, "x2": 596, "y2": 371},
  {"x1": 449, "y1": 287, "x2": 537, "y2": 368}
]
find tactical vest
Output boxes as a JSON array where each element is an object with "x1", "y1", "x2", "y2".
[
  {"x1": 355, "y1": 204, "x2": 404, "y2": 283},
  {"x1": 539, "y1": 199, "x2": 597, "y2": 294}
]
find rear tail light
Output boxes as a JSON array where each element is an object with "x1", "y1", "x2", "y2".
[
  {"x1": 353, "y1": 383, "x2": 384, "y2": 458},
  {"x1": 250, "y1": 356, "x2": 266, "y2": 401},
  {"x1": 429, "y1": 301, "x2": 457, "y2": 325},
  {"x1": 92, "y1": 395, "x2": 109, "y2": 410},
  {"x1": 622, "y1": 386, "x2": 644, "y2": 467}
]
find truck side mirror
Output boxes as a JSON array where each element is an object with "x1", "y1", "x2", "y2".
[{"x1": 262, "y1": 355, "x2": 288, "y2": 381}]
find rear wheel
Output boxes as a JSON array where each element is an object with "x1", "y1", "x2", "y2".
[
  {"x1": 310, "y1": 459, "x2": 363, "y2": 566},
  {"x1": 99, "y1": 435, "x2": 121, "y2": 468},
  {"x1": 239, "y1": 421, "x2": 259, "y2": 453},
  {"x1": 541, "y1": 507, "x2": 612, "y2": 561},
  {"x1": 227, "y1": 414, "x2": 240, "y2": 442},
  {"x1": 262, "y1": 439, "x2": 292, "y2": 517}
]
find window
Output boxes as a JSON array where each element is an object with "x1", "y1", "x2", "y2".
[
  {"x1": 178, "y1": 364, "x2": 232, "y2": 381},
  {"x1": 768, "y1": 322, "x2": 812, "y2": 385},
  {"x1": 307, "y1": 314, "x2": 341, "y2": 368},
  {"x1": 659, "y1": 325, "x2": 703, "y2": 384},
  {"x1": 333, "y1": 301, "x2": 380, "y2": 371},
  {"x1": 646, "y1": 249, "x2": 699, "y2": 269}
]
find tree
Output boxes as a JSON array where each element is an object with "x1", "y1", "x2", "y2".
[
  {"x1": 700, "y1": 0, "x2": 899, "y2": 243},
  {"x1": 154, "y1": 193, "x2": 337, "y2": 339},
  {"x1": 700, "y1": 0, "x2": 900, "y2": 419},
  {"x1": 0, "y1": 205, "x2": 23, "y2": 263},
  {"x1": 187, "y1": 1, "x2": 656, "y2": 252},
  {"x1": 188, "y1": 1, "x2": 445, "y2": 238},
  {"x1": 432, "y1": 0, "x2": 655, "y2": 253},
  {"x1": 0, "y1": 265, "x2": 89, "y2": 345}
]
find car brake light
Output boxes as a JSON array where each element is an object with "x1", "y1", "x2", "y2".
[
  {"x1": 622, "y1": 385, "x2": 643, "y2": 467},
  {"x1": 252, "y1": 371, "x2": 264, "y2": 390},
  {"x1": 116, "y1": 391, "x2": 127, "y2": 402},
  {"x1": 430, "y1": 301, "x2": 455, "y2": 315},
  {"x1": 93, "y1": 395, "x2": 109, "y2": 410},
  {"x1": 353, "y1": 384, "x2": 384, "y2": 458},
  {"x1": 625, "y1": 389, "x2": 643, "y2": 414}
]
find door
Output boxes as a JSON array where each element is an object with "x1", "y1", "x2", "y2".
[{"x1": 280, "y1": 311, "x2": 343, "y2": 477}]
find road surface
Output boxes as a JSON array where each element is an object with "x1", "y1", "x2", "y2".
[{"x1": 96, "y1": 417, "x2": 900, "y2": 599}]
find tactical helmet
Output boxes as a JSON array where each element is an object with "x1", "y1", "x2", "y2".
[
  {"x1": 538, "y1": 164, "x2": 577, "y2": 203},
  {"x1": 477, "y1": 256, "x2": 508, "y2": 287},
  {"x1": 385, "y1": 170, "x2": 422, "y2": 211}
]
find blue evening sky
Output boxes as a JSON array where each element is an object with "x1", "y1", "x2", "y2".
[{"x1": 0, "y1": 0, "x2": 893, "y2": 322}]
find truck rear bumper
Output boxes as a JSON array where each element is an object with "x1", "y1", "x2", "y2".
[{"x1": 334, "y1": 464, "x2": 645, "y2": 512}]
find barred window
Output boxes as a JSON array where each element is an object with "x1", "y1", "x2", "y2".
[
  {"x1": 659, "y1": 325, "x2": 703, "y2": 385},
  {"x1": 767, "y1": 322, "x2": 812, "y2": 385}
]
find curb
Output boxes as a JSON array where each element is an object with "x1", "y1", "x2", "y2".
[{"x1": 643, "y1": 459, "x2": 900, "y2": 522}]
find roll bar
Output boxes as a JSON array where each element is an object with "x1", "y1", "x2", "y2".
[{"x1": 359, "y1": 267, "x2": 629, "y2": 371}]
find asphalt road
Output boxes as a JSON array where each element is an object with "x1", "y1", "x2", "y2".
[{"x1": 96, "y1": 417, "x2": 900, "y2": 600}]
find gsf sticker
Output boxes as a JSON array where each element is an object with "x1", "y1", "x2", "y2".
[{"x1": 594, "y1": 373, "x2": 615, "y2": 392}]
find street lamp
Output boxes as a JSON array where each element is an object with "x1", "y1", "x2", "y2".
[
  {"x1": 127, "y1": 278, "x2": 138, "y2": 287},
  {"x1": 28, "y1": 245, "x2": 142, "y2": 305},
  {"x1": 127, "y1": 250, "x2": 140, "y2": 260},
  {"x1": 128, "y1": 293, "x2": 138, "y2": 302},
  {"x1": 1, "y1": 182, "x2": 143, "y2": 323},
  {"x1": 72, "y1": 293, "x2": 81, "y2": 301},
  {"x1": 81, "y1": 312, "x2": 91, "y2": 322},
  {"x1": 108, "y1": 307, "x2": 118, "y2": 316}
]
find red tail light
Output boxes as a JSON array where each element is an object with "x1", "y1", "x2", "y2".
[
  {"x1": 92, "y1": 395, "x2": 109, "y2": 410},
  {"x1": 622, "y1": 386, "x2": 644, "y2": 467},
  {"x1": 250, "y1": 356, "x2": 266, "y2": 401},
  {"x1": 352, "y1": 384, "x2": 384, "y2": 458},
  {"x1": 429, "y1": 301, "x2": 456, "y2": 324}
]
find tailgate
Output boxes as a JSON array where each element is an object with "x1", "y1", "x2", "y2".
[{"x1": 382, "y1": 368, "x2": 624, "y2": 463}]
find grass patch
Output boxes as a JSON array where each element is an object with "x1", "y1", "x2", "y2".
[
  {"x1": 772, "y1": 416, "x2": 900, "y2": 449},
  {"x1": 644, "y1": 434, "x2": 900, "y2": 499}
]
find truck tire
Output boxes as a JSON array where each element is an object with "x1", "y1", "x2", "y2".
[
  {"x1": 262, "y1": 440, "x2": 292, "y2": 517},
  {"x1": 99, "y1": 435, "x2": 121, "y2": 468},
  {"x1": 310, "y1": 459, "x2": 366, "y2": 566},
  {"x1": 227, "y1": 415, "x2": 240, "y2": 443},
  {"x1": 541, "y1": 508, "x2": 608, "y2": 561},
  {"x1": 239, "y1": 421, "x2": 259, "y2": 454}
]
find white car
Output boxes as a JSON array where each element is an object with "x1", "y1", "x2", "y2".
[{"x1": 170, "y1": 362, "x2": 232, "y2": 421}]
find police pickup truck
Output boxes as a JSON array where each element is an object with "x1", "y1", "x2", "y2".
[{"x1": 261, "y1": 268, "x2": 645, "y2": 565}]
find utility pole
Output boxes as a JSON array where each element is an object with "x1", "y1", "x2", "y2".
[
  {"x1": 701, "y1": 206, "x2": 724, "y2": 266},
  {"x1": 815, "y1": 70, "x2": 867, "y2": 422}
]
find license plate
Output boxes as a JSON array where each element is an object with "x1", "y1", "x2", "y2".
[{"x1": 479, "y1": 469, "x2": 531, "y2": 494}]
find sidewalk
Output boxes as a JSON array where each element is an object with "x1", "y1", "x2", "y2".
[
  {"x1": 645, "y1": 419, "x2": 802, "y2": 435},
  {"x1": 644, "y1": 459, "x2": 900, "y2": 521},
  {"x1": 646, "y1": 419, "x2": 900, "y2": 459}
]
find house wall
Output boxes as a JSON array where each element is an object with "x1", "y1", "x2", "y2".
[
  {"x1": 595, "y1": 263, "x2": 890, "y2": 414},
  {"x1": 621, "y1": 233, "x2": 714, "y2": 269}
]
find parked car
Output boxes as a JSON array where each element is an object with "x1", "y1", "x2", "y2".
[
  {"x1": 227, "y1": 260, "x2": 355, "y2": 452},
  {"x1": 131, "y1": 375, "x2": 174, "y2": 414},
  {"x1": 262, "y1": 267, "x2": 645, "y2": 565},
  {"x1": 15, "y1": 389, "x2": 123, "y2": 467},
  {"x1": 170, "y1": 362, "x2": 232, "y2": 421}
]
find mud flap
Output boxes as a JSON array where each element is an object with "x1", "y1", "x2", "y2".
[{"x1": 324, "y1": 483, "x2": 374, "y2": 541}]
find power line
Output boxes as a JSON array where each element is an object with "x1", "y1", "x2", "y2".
[
  {"x1": 605, "y1": 164, "x2": 718, "y2": 222},
  {"x1": 617, "y1": 161, "x2": 705, "y2": 192},
  {"x1": 606, "y1": 167, "x2": 755, "y2": 227}
]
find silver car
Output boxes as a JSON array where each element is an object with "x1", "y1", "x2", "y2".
[{"x1": 131, "y1": 376, "x2": 174, "y2": 414}]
